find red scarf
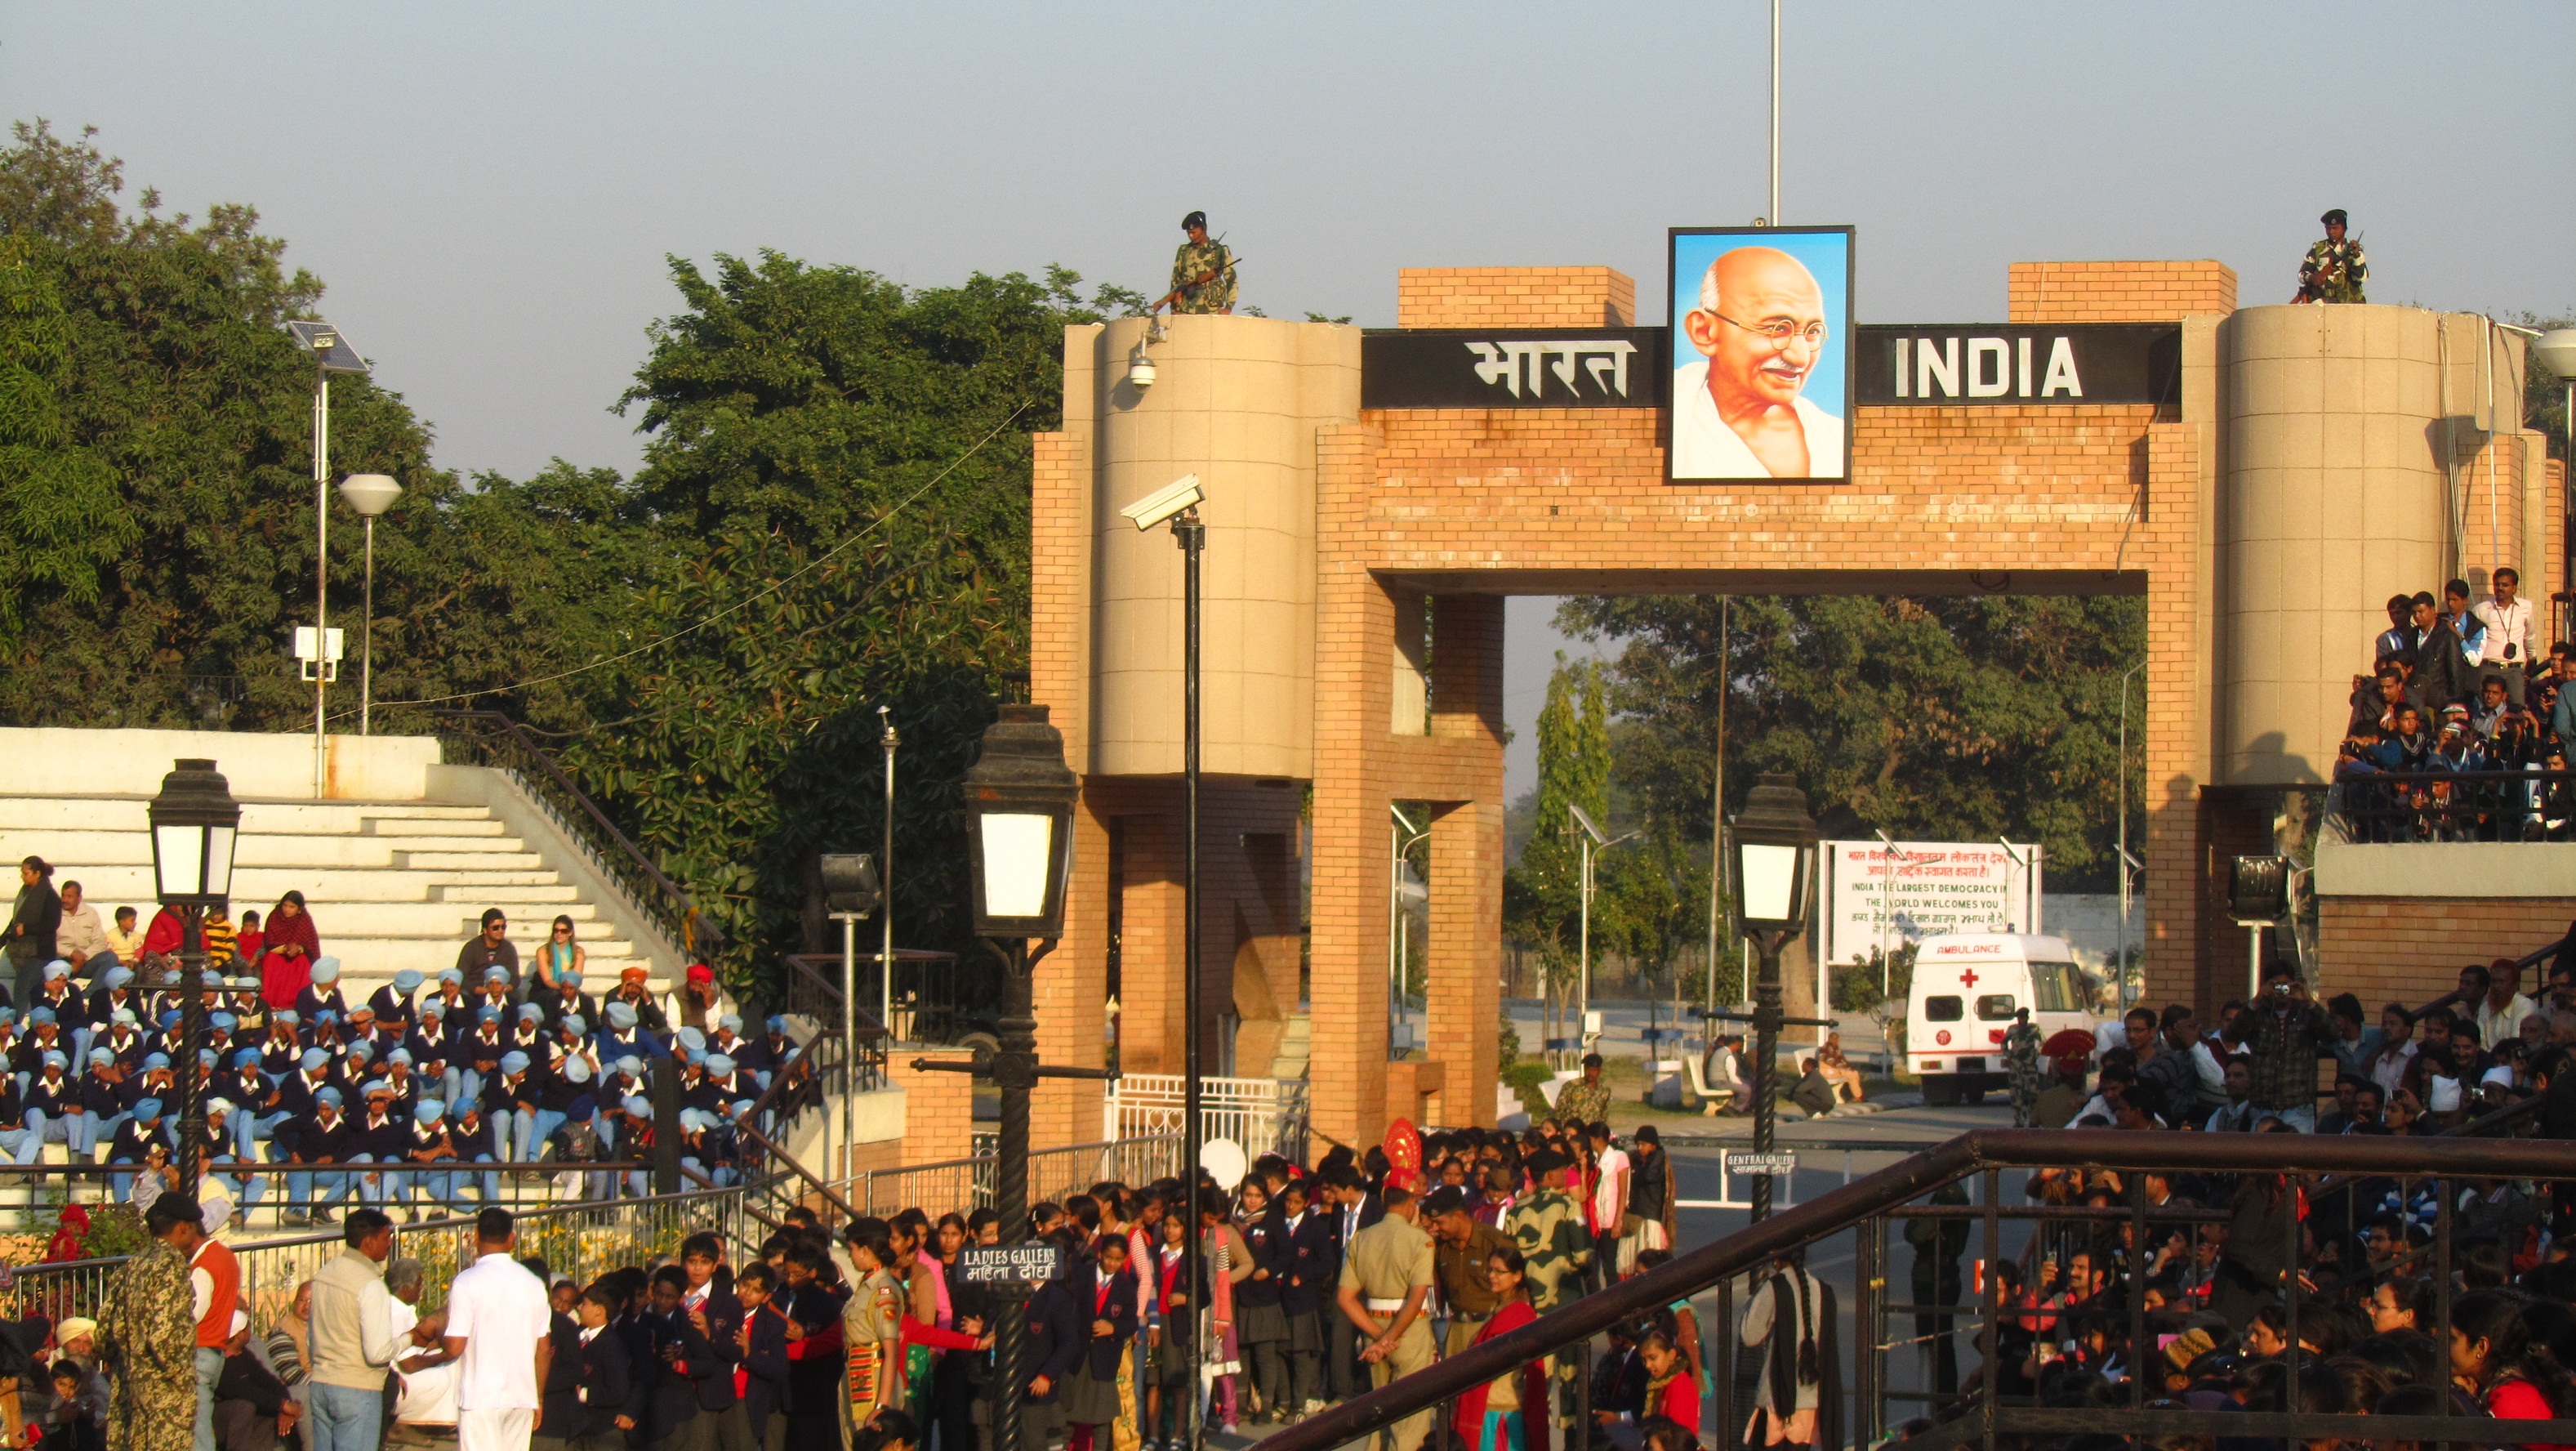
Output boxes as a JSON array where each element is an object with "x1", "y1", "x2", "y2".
[{"x1": 1450, "y1": 1300, "x2": 1545, "y2": 1451}]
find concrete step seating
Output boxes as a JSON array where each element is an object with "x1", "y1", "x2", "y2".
[{"x1": 3, "y1": 794, "x2": 652, "y2": 989}]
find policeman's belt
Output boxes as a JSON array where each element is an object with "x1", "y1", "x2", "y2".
[{"x1": 1365, "y1": 1298, "x2": 1410, "y2": 1314}]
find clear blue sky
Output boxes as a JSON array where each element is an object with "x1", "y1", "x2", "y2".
[{"x1": 7, "y1": 2, "x2": 2571, "y2": 798}]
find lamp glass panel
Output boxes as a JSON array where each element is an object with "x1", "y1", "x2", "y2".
[
  {"x1": 205, "y1": 825, "x2": 237, "y2": 895},
  {"x1": 1738, "y1": 842, "x2": 1799, "y2": 922},
  {"x1": 979, "y1": 812, "x2": 1055, "y2": 918},
  {"x1": 154, "y1": 823, "x2": 203, "y2": 899}
]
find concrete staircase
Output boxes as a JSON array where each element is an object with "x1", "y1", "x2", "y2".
[
  {"x1": 2, "y1": 792, "x2": 656, "y2": 993},
  {"x1": 1270, "y1": 1012, "x2": 1312, "y2": 1080}
]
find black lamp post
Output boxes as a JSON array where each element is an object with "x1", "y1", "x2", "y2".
[
  {"x1": 1727, "y1": 773, "x2": 1817, "y2": 1222},
  {"x1": 937, "y1": 704, "x2": 1115, "y2": 1451},
  {"x1": 149, "y1": 758, "x2": 242, "y2": 1196}
]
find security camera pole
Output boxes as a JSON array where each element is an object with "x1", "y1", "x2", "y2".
[{"x1": 1118, "y1": 473, "x2": 1206, "y2": 1449}]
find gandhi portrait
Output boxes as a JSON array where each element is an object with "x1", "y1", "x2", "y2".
[{"x1": 1670, "y1": 244, "x2": 1846, "y2": 480}]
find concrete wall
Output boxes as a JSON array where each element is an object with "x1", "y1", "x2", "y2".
[
  {"x1": 1088, "y1": 314, "x2": 1361, "y2": 779},
  {"x1": 2219, "y1": 308, "x2": 2539, "y2": 784},
  {"x1": 425, "y1": 764, "x2": 689, "y2": 975},
  {"x1": 0, "y1": 728, "x2": 440, "y2": 801}
]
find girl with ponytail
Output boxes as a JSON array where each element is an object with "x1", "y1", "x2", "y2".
[{"x1": 2449, "y1": 1289, "x2": 2576, "y2": 1450}]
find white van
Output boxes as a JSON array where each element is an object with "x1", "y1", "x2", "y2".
[{"x1": 1903, "y1": 932, "x2": 2093, "y2": 1105}]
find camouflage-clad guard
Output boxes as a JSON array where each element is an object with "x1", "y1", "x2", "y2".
[
  {"x1": 96, "y1": 1197, "x2": 198, "y2": 1451},
  {"x1": 2297, "y1": 208, "x2": 2366, "y2": 303},
  {"x1": 1503, "y1": 1150, "x2": 1593, "y2": 1310},
  {"x1": 1168, "y1": 211, "x2": 1236, "y2": 315},
  {"x1": 1550, "y1": 1051, "x2": 1611, "y2": 1129},
  {"x1": 2002, "y1": 1009, "x2": 2045, "y2": 1127}
]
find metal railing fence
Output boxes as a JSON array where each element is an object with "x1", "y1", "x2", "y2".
[
  {"x1": 782, "y1": 951, "x2": 970, "y2": 1047},
  {"x1": 0, "y1": 1161, "x2": 645, "y2": 1235},
  {"x1": 836, "y1": 1135, "x2": 1182, "y2": 1217},
  {"x1": 1107, "y1": 1074, "x2": 1308, "y2": 1164},
  {"x1": 2329, "y1": 767, "x2": 2576, "y2": 842}
]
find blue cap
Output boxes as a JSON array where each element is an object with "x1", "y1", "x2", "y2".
[
  {"x1": 417, "y1": 1100, "x2": 446, "y2": 1123},
  {"x1": 234, "y1": 1047, "x2": 262, "y2": 1068},
  {"x1": 730, "y1": 1099, "x2": 754, "y2": 1117},
  {"x1": 568, "y1": 1097, "x2": 595, "y2": 1122},
  {"x1": 393, "y1": 970, "x2": 424, "y2": 993},
  {"x1": 110, "y1": 1007, "x2": 136, "y2": 1026},
  {"x1": 765, "y1": 1015, "x2": 787, "y2": 1034},
  {"x1": 685, "y1": 1047, "x2": 706, "y2": 1067},
  {"x1": 28, "y1": 1007, "x2": 54, "y2": 1025},
  {"x1": 0, "y1": 1007, "x2": 13, "y2": 1026},
  {"x1": 363, "y1": 1078, "x2": 393, "y2": 1098},
  {"x1": 315, "y1": 1087, "x2": 344, "y2": 1109},
  {"x1": 142, "y1": 1051, "x2": 171, "y2": 1070},
  {"x1": 135, "y1": 1097, "x2": 163, "y2": 1118},
  {"x1": 560, "y1": 971, "x2": 582, "y2": 989},
  {"x1": 676, "y1": 1026, "x2": 706, "y2": 1051},
  {"x1": 42, "y1": 960, "x2": 69, "y2": 981},
  {"x1": 479, "y1": 1006, "x2": 501, "y2": 1024},
  {"x1": 622, "y1": 1095, "x2": 652, "y2": 1118},
  {"x1": 87, "y1": 1047, "x2": 114, "y2": 1065},
  {"x1": 439, "y1": 967, "x2": 463, "y2": 984},
  {"x1": 606, "y1": 1001, "x2": 637, "y2": 1029},
  {"x1": 564, "y1": 1058, "x2": 592, "y2": 1083},
  {"x1": 157, "y1": 1009, "x2": 180, "y2": 1031},
  {"x1": 501, "y1": 1050, "x2": 530, "y2": 1074},
  {"x1": 198, "y1": 1048, "x2": 218, "y2": 1069},
  {"x1": 349, "y1": 1002, "x2": 375, "y2": 1018},
  {"x1": 678, "y1": 1109, "x2": 706, "y2": 1132},
  {"x1": 311, "y1": 957, "x2": 341, "y2": 984},
  {"x1": 313, "y1": 1009, "x2": 338, "y2": 1026},
  {"x1": 210, "y1": 1012, "x2": 237, "y2": 1031},
  {"x1": 420, "y1": 1002, "x2": 444, "y2": 1019},
  {"x1": 719, "y1": 1013, "x2": 742, "y2": 1033},
  {"x1": 560, "y1": 1015, "x2": 586, "y2": 1036},
  {"x1": 43, "y1": 1050, "x2": 68, "y2": 1068},
  {"x1": 706, "y1": 1053, "x2": 734, "y2": 1076},
  {"x1": 484, "y1": 967, "x2": 510, "y2": 985},
  {"x1": 346, "y1": 1041, "x2": 373, "y2": 1063},
  {"x1": 103, "y1": 967, "x2": 133, "y2": 989},
  {"x1": 274, "y1": 1009, "x2": 299, "y2": 1025},
  {"x1": 516, "y1": 1002, "x2": 543, "y2": 1022},
  {"x1": 614, "y1": 1055, "x2": 643, "y2": 1076},
  {"x1": 387, "y1": 1047, "x2": 412, "y2": 1065},
  {"x1": 300, "y1": 1047, "x2": 329, "y2": 1071}
]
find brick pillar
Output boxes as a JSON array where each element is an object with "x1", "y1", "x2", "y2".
[
  {"x1": 1115, "y1": 801, "x2": 1187, "y2": 1075},
  {"x1": 1311, "y1": 423, "x2": 1394, "y2": 1147},
  {"x1": 1422, "y1": 595, "x2": 1504, "y2": 1127},
  {"x1": 894, "y1": 1049, "x2": 978, "y2": 1164},
  {"x1": 1032, "y1": 788, "x2": 1112, "y2": 1149}
]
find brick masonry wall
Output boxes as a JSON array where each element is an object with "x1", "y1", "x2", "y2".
[
  {"x1": 2320, "y1": 897, "x2": 2576, "y2": 1009},
  {"x1": 895, "y1": 1049, "x2": 978, "y2": 1166},
  {"x1": 1396, "y1": 268, "x2": 1635, "y2": 329},
  {"x1": 2008, "y1": 261, "x2": 2237, "y2": 323}
]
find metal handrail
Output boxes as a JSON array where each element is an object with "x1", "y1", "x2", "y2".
[
  {"x1": 1257, "y1": 1128, "x2": 2576, "y2": 1451},
  {"x1": 2327, "y1": 766, "x2": 2576, "y2": 842},
  {"x1": 429, "y1": 708, "x2": 724, "y2": 962}
]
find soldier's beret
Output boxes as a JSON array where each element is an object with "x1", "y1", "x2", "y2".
[
  {"x1": 1182, "y1": 211, "x2": 1207, "y2": 232},
  {"x1": 1421, "y1": 1185, "x2": 1469, "y2": 1218},
  {"x1": 2321, "y1": 208, "x2": 2347, "y2": 227}
]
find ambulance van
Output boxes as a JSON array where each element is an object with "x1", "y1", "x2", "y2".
[{"x1": 1903, "y1": 932, "x2": 2094, "y2": 1105}]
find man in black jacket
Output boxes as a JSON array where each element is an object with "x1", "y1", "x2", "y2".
[
  {"x1": 2408, "y1": 591, "x2": 2478, "y2": 711},
  {"x1": 211, "y1": 1311, "x2": 301, "y2": 1451},
  {"x1": 1005, "y1": 1255, "x2": 1085, "y2": 1451},
  {"x1": 729, "y1": 1264, "x2": 791, "y2": 1451},
  {"x1": 1319, "y1": 1165, "x2": 1381, "y2": 1404}
]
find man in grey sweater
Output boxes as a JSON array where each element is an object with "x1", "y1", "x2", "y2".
[{"x1": 306, "y1": 1208, "x2": 400, "y2": 1451}]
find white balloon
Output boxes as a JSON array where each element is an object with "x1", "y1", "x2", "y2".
[{"x1": 1201, "y1": 1136, "x2": 1248, "y2": 1191}]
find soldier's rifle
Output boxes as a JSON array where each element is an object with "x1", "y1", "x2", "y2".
[
  {"x1": 1151, "y1": 248, "x2": 1244, "y2": 315},
  {"x1": 2293, "y1": 231, "x2": 2364, "y2": 304}
]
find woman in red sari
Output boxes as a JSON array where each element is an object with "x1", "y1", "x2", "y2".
[
  {"x1": 258, "y1": 891, "x2": 320, "y2": 1010},
  {"x1": 1453, "y1": 1248, "x2": 1547, "y2": 1451}
]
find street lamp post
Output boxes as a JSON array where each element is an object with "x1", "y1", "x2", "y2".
[
  {"x1": 285, "y1": 321, "x2": 370, "y2": 797},
  {"x1": 1571, "y1": 805, "x2": 1638, "y2": 1062},
  {"x1": 929, "y1": 705, "x2": 1112, "y2": 1451},
  {"x1": 880, "y1": 706, "x2": 899, "y2": 1040},
  {"x1": 820, "y1": 853, "x2": 882, "y2": 1182},
  {"x1": 149, "y1": 758, "x2": 243, "y2": 1196},
  {"x1": 1727, "y1": 773, "x2": 1818, "y2": 1223},
  {"x1": 337, "y1": 473, "x2": 401, "y2": 735}
]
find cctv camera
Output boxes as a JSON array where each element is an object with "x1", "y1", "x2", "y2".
[{"x1": 1121, "y1": 474, "x2": 1204, "y2": 532}]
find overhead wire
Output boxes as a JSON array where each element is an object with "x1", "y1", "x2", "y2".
[{"x1": 328, "y1": 401, "x2": 1032, "y2": 722}]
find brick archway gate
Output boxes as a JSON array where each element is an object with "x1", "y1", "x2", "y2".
[{"x1": 1018, "y1": 260, "x2": 2556, "y2": 1152}]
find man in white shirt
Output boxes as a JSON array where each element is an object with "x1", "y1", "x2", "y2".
[
  {"x1": 2472, "y1": 958, "x2": 2540, "y2": 1052},
  {"x1": 1671, "y1": 246, "x2": 1843, "y2": 480},
  {"x1": 2474, "y1": 567, "x2": 2536, "y2": 701},
  {"x1": 440, "y1": 1208, "x2": 554, "y2": 1451},
  {"x1": 1583, "y1": 1122, "x2": 1629, "y2": 1286}
]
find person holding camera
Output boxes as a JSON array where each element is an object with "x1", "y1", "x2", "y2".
[{"x1": 2244, "y1": 967, "x2": 2336, "y2": 1132}]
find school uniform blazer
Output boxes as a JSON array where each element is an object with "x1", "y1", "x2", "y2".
[
  {"x1": 1071, "y1": 1264, "x2": 1139, "y2": 1381},
  {"x1": 1279, "y1": 1211, "x2": 1335, "y2": 1316},
  {"x1": 739, "y1": 1304, "x2": 792, "y2": 1438},
  {"x1": 1021, "y1": 1281, "x2": 1085, "y2": 1402},
  {"x1": 680, "y1": 1288, "x2": 745, "y2": 1410},
  {"x1": 641, "y1": 1312, "x2": 707, "y2": 1441},
  {"x1": 544, "y1": 1322, "x2": 634, "y2": 1441}
]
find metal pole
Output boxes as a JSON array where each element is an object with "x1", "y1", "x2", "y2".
[
  {"x1": 1175, "y1": 507, "x2": 1206, "y2": 1451},
  {"x1": 991, "y1": 936, "x2": 1039, "y2": 1451},
  {"x1": 1705, "y1": 597, "x2": 1728, "y2": 1029},
  {"x1": 2116, "y1": 662, "x2": 2140, "y2": 1006},
  {"x1": 1579, "y1": 833, "x2": 1592, "y2": 1050},
  {"x1": 881, "y1": 708, "x2": 898, "y2": 1041},
  {"x1": 841, "y1": 910, "x2": 858, "y2": 1186},
  {"x1": 360, "y1": 516, "x2": 374, "y2": 736},
  {"x1": 175, "y1": 906, "x2": 208, "y2": 1195},
  {"x1": 1767, "y1": 0, "x2": 1781, "y2": 225},
  {"x1": 313, "y1": 367, "x2": 329, "y2": 800},
  {"x1": 2247, "y1": 925, "x2": 2262, "y2": 1000},
  {"x1": 1750, "y1": 932, "x2": 1782, "y2": 1221}
]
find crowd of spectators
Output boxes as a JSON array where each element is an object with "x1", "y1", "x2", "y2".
[
  {"x1": 0, "y1": 885, "x2": 754, "y2": 1224},
  {"x1": 2336, "y1": 571, "x2": 2576, "y2": 841}
]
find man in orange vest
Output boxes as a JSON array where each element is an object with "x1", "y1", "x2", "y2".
[{"x1": 182, "y1": 1194, "x2": 241, "y2": 1451}]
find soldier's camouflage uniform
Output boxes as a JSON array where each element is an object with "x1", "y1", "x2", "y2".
[
  {"x1": 1169, "y1": 239, "x2": 1236, "y2": 315},
  {"x1": 2002, "y1": 1020, "x2": 2045, "y2": 1128},
  {"x1": 1504, "y1": 1185, "x2": 1591, "y2": 1311},
  {"x1": 2300, "y1": 239, "x2": 2367, "y2": 303},
  {"x1": 1551, "y1": 1078, "x2": 1611, "y2": 1130},
  {"x1": 96, "y1": 1235, "x2": 194, "y2": 1451}
]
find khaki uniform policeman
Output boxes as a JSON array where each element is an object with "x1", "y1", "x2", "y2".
[{"x1": 1337, "y1": 1185, "x2": 1437, "y2": 1451}]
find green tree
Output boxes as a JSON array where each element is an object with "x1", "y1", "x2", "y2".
[
  {"x1": 1558, "y1": 594, "x2": 2144, "y2": 891},
  {"x1": 1504, "y1": 654, "x2": 1611, "y2": 983}
]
